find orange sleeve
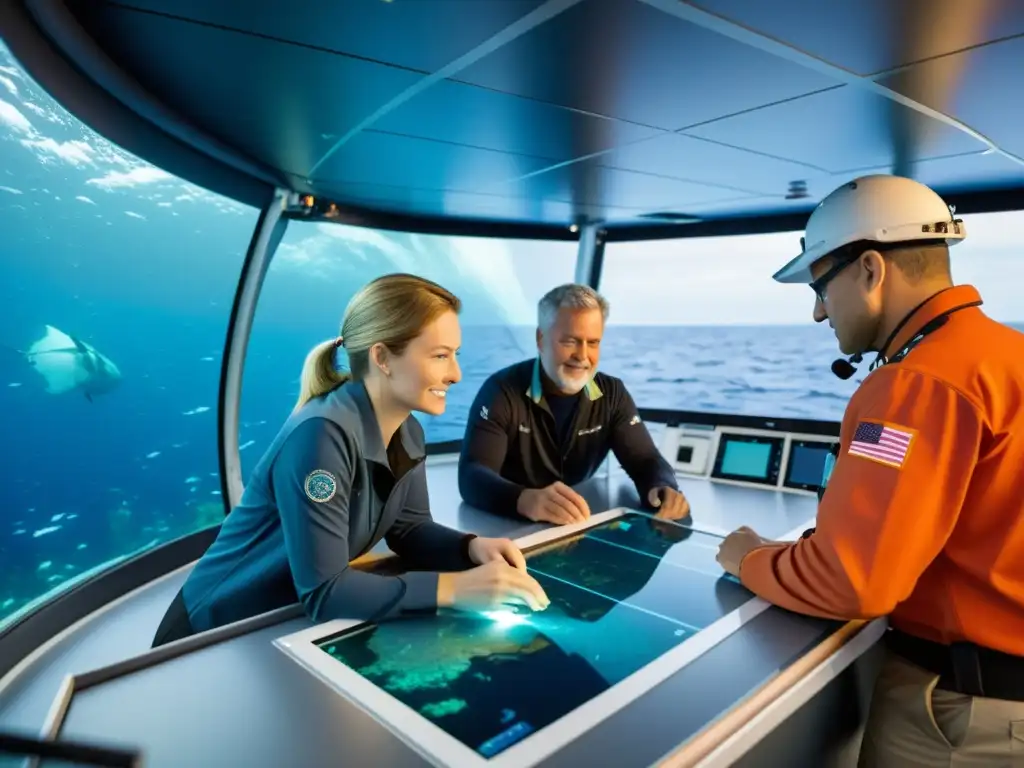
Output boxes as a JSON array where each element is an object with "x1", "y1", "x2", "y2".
[{"x1": 738, "y1": 367, "x2": 983, "y2": 620}]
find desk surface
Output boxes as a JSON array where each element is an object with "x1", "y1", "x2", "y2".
[{"x1": 20, "y1": 460, "x2": 844, "y2": 768}]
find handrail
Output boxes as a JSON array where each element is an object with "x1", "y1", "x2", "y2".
[
  {"x1": 0, "y1": 528, "x2": 217, "y2": 688},
  {"x1": 0, "y1": 729, "x2": 142, "y2": 767}
]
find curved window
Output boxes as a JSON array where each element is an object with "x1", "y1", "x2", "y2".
[
  {"x1": 599, "y1": 216, "x2": 1024, "y2": 422},
  {"x1": 0, "y1": 44, "x2": 259, "y2": 629},
  {"x1": 239, "y1": 222, "x2": 577, "y2": 477}
]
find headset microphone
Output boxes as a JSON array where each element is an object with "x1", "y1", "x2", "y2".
[{"x1": 831, "y1": 352, "x2": 862, "y2": 380}]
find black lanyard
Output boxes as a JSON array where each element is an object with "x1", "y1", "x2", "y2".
[
  {"x1": 812, "y1": 295, "x2": 982, "y2": 508},
  {"x1": 870, "y1": 295, "x2": 983, "y2": 371}
]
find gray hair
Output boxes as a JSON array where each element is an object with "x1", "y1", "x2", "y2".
[{"x1": 537, "y1": 283, "x2": 610, "y2": 330}]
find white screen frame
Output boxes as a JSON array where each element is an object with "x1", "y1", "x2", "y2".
[{"x1": 274, "y1": 508, "x2": 795, "y2": 768}]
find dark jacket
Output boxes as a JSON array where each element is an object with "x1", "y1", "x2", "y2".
[
  {"x1": 458, "y1": 358, "x2": 678, "y2": 517},
  {"x1": 181, "y1": 381, "x2": 475, "y2": 632}
]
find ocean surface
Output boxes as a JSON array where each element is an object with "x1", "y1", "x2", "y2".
[{"x1": 2, "y1": 39, "x2": 1023, "y2": 629}]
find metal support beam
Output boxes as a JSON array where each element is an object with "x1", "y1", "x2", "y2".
[
  {"x1": 590, "y1": 229, "x2": 606, "y2": 291},
  {"x1": 574, "y1": 223, "x2": 603, "y2": 288},
  {"x1": 217, "y1": 189, "x2": 290, "y2": 510}
]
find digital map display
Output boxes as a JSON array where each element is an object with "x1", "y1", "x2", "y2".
[{"x1": 314, "y1": 512, "x2": 752, "y2": 759}]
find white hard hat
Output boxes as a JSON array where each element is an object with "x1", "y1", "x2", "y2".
[{"x1": 772, "y1": 174, "x2": 966, "y2": 284}]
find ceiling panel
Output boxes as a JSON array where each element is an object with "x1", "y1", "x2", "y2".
[
  {"x1": 371, "y1": 79, "x2": 662, "y2": 162},
  {"x1": 647, "y1": 193, "x2": 818, "y2": 220},
  {"x1": 876, "y1": 37, "x2": 1024, "y2": 161},
  {"x1": 74, "y1": 3, "x2": 424, "y2": 177},
  {"x1": 680, "y1": 151, "x2": 1024, "y2": 212},
  {"x1": 44, "y1": 0, "x2": 1024, "y2": 230},
  {"x1": 683, "y1": 86, "x2": 987, "y2": 172},
  {"x1": 483, "y1": 162, "x2": 755, "y2": 215},
  {"x1": 600, "y1": 132, "x2": 828, "y2": 196},
  {"x1": 107, "y1": 0, "x2": 554, "y2": 73},
  {"x1": 452, "y1": 0, "x2": 840, "y2": 131},
  {"x1": 900, "y1": 151, "x2": 1024, "y2": 192},
  {"x1": 684, "y1": 0, "x2": 1024, "y2": 76},
  {"x1": 312, "y1": 131, "x2": 556, "y2": 193}
]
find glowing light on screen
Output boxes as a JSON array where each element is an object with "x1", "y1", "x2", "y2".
[{"x1": 481, "y1": 610, "x2": 528, "y2": 628}]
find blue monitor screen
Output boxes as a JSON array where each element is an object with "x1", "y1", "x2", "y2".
[
  {"x1": 786, "y1": 442, "x2": 832, "y2": 489},
  {"x1": 720, "y1": 440, "x2": 773, "y2": 479},
  {"x1": 313, "y1": 513, "x2": 752, "y2": 759}
]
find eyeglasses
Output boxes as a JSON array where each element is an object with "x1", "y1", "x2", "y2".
[
  {"x1": 809, "y1": 255, "x2": 858, "y2": 303},
  {"x1": 808, "y1": 240, "x2": 918, "y2": 302}
]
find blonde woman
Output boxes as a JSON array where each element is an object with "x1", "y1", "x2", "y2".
[{"x1": 153, "y1": 274, "x2": 549, "y2": 647}]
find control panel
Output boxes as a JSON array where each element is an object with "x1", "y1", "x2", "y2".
[
  {"x1": 659, "y1": 423, "x2": 836, "y2": 496},
  {"x1": 670, "y1": 429, "x2": 714, "y2": 475}
]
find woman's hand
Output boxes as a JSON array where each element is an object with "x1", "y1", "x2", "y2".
[
  {"x1": 437, "y1": 537, "x2": 550, "y2": 613},
  {"x1": 437, "y1": 560, "x2": 550, "y2": 613},
  {"x1": 467, "y1": 536, "x2": 527, "y2": 571}
]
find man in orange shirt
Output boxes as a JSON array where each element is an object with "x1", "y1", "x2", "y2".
[{"x1": 716, "y1": 174, "x2": 1024, "y2": 766}]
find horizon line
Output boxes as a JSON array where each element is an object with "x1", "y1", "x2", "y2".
[{"x1": 463, "y1": 320, "x2": 1024, "y2": 328}]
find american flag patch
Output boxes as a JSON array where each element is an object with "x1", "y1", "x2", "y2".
[{"x1": 848, "y1": 421, "x2": 914, "y2": 468}]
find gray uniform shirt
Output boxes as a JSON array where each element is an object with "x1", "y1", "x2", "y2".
[{"x1": 181, "y1": 381, "x2": 475, "y2": 632}]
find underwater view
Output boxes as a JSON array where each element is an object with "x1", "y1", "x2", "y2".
[{"x1": 2, "y1": 40, "x2": 1022, "y2": 628}]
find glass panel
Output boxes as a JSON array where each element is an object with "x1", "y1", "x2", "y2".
[
  {"x1": 0, "y1": 43, "x2": 259, "y2": 629},
  {"x1": 527, "y1": 513, "x2": 750, "y2": 630},
  {"x1": 599, "y1": 219, "x2": 1024, "y2": 421},
  {"x1": 312, "y1": 512, "x2": 749, "y2": 759},
  {"x1": 239, "y1": 220, "x2": 577, "y2": 473}
]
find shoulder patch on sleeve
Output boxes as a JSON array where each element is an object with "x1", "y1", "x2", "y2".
[
  {"x1": 628, "y1": 414, "x2": 641, "y2": 426},
  {"x1": 847, "y1": 420, "x2": 915, "y2": 469},
  {"x1": 304, "y1": 469, "x2": 338, "y2": 503}
]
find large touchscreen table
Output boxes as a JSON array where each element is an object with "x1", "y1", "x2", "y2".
[{"x1": 274, "y1": 508, "x2": 770, "y2": 767}]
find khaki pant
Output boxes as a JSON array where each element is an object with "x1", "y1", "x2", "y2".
[{"x1": 858, "y1": 649, "x2": 1024, "y2": 767}]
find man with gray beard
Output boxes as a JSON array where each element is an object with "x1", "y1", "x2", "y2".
[{"x1": 458, "y1": 283, "x2": 688, "y2": 525}]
